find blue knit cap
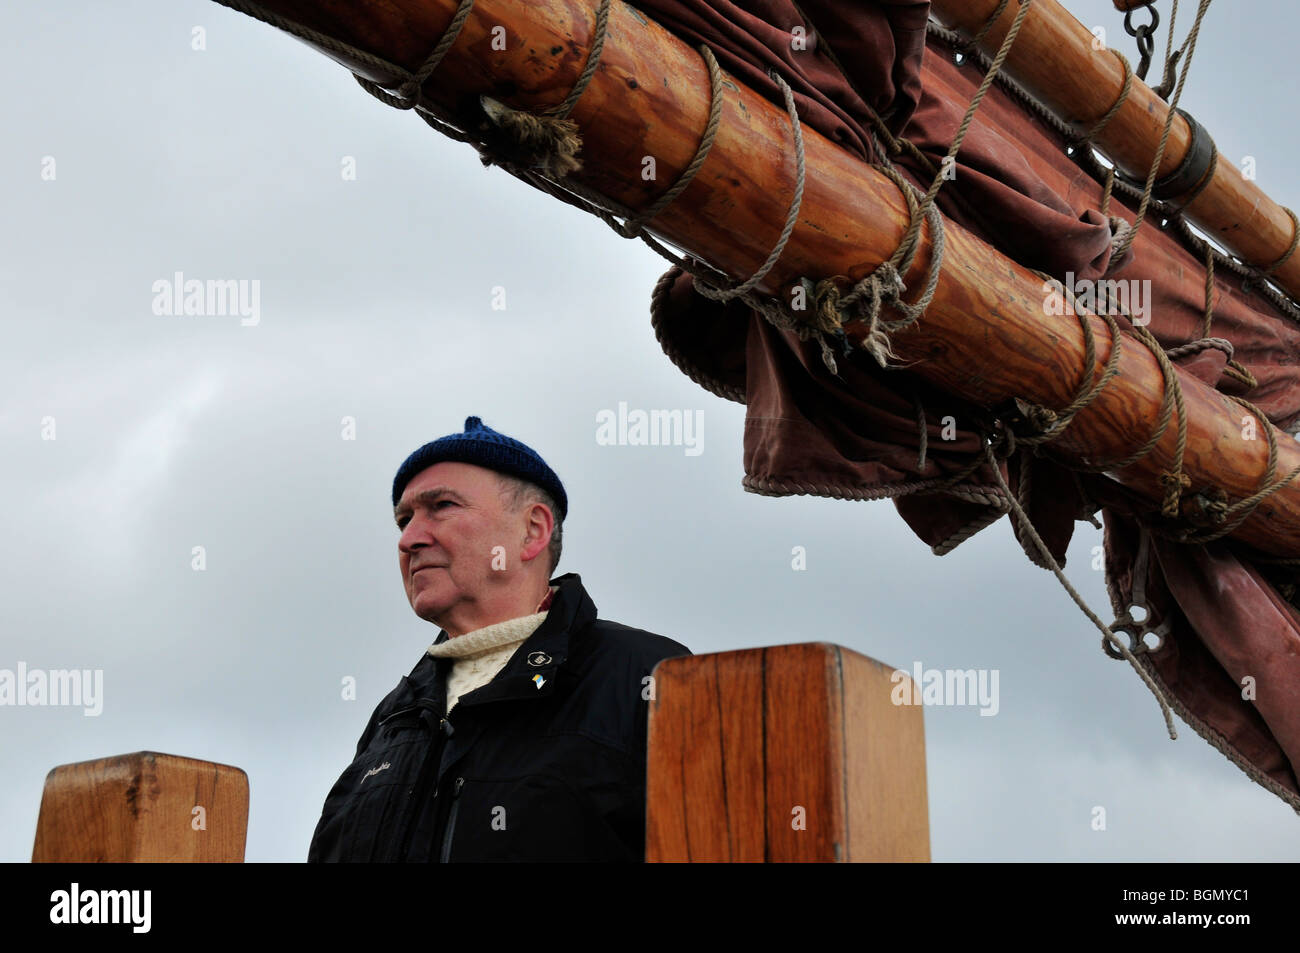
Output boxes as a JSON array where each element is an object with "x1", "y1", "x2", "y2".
[{"x1": 391, "y1": 416, "x2": 567, "y2": 519}]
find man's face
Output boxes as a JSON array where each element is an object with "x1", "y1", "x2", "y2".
[{"x1": 394, "y1": 461, "x2": 522, "y2": 627}]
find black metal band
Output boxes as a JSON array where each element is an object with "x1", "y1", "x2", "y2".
[{"x1": 1117, "y1": 108, "x2": 1217, "y2": 201}]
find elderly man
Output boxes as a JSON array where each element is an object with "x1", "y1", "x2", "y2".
[{"x1": 308, "y1": 416, "x2": 691, "y2": 862}]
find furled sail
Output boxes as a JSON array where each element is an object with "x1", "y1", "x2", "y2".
[{"x1": 644, "y1": 0, "x2": 1300, "y2": 809}]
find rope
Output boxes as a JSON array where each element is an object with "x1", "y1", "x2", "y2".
[
  {"x1": 1080, "y1": 50, "x2": 1134, "y2": 144},
  {"x1": 925, "y1": 19, "x2": 1300, "y2": 320},
  {"x1": 542, "y1": 0, "x2": 612, "y2": 120},
  {"x1": 1258, "y1": 207, "x2": 1300, "y2": 279},
  {"x1": 352, "y1": 0, "x2": 476, "y2": 108},
  {"x1": 979, "y1": 430, "x2": 1180, "y2": 739},
  {"x1": 693, "y1": 71, "x2": 806, "y2": 304},
  {"x1": 960, "y1": 0, "x2": 1011, "y2": 55},
  {"x1": 613, "y1": 45, "x2": 725, "y2": 238},
  {"x1": 1107, "y1": 0, "x2": 1213, "y2": 270},
  {"x1": 1151, "y1": 0, "x2": 1183, "y2": 99},
  {"x1": 783, "y1": 0, "x2": 1033, "y2": 371},
  {"x1": 905, "y1": 0, "x2": 1036, "y2": 265},
  {"x1": 1172, "y1": 397, "x2": 1300, "y2": 543}
]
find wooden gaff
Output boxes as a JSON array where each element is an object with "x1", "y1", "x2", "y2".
[
  {"x1": 930, "y1": 0, "x2": 1300, "y2": 304},
  {"x1": 220, "y1": 0, "x2": 1300, "y2": 557}
]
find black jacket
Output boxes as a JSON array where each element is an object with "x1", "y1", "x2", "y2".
[{"x1": 307, "y1": 573, "x2": 691, "y2": 862}]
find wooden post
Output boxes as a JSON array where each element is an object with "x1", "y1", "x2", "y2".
[
  {"x1": 32, "y1": 752, "x2": 249, "y2": 863},
  {"x1": 646, "y1": 643, "x2": 929, "y2": 862}
]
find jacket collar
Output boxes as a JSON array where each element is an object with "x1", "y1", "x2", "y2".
[{"x1": 417, "y1": 573, "x2": 597, "y2": 710}]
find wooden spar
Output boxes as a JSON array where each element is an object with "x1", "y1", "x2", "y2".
[
  {"x1": 227, "y1": 0, "x2": 1300, "y2": 557},
  {"x1": 930, "y1": 0, "x2": 1300, "y2": 304}
]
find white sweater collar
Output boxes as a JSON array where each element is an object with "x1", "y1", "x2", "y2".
[{"x1": 426, "y1": 609, "x2": 549, "y2": 661}]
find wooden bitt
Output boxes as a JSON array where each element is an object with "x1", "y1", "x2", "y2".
[
  {"x1": 646, "y1": 644, "x2": 929, "y2": 862},
  {"x1": 930, "y1": 0, "x2": 1300, "y2": 303},
  {"x1": 221, "y1": 0, "x2": 1300, "y2": 558},
  {"x1": 32, "y1": 752, "x2": 249, "y2": 862}
]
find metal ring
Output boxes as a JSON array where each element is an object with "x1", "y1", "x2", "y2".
[
  {"x1": 1114, "y1": 109, "x2": 1217, "y2": 201},
  {"x1": 1123, "y1": 4, "x2": 1159, "y2": 39}
]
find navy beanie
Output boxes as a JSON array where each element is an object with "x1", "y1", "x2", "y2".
[{"x1": 391, "y1": 416, "x2": 567, "y2": 519}]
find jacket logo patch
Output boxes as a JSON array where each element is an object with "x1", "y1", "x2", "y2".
[
  {"x1": 532, "y1": 674, "x2": 547, "y2": 689},
  {"x1": 527, "y1": 651, "x2": 551, "y2": 667},
  {"x1": 361, "y1": 761, "x2": 391, "y2": 782}
]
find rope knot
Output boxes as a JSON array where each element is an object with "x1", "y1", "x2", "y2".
[
  {"x1": 1158, "y1": 469, "x2": 1192, "y2": 518},
  {"x1": 1105, "y1": 215, "x2": 1135, "y2": 275},
  {"x1": 1179, "y1": 484, "x2": 1229, "y2": 527},
  {"x1": 809, "y1": 278, "x2": 849, "y2": 336},
  {"x1": 841, "y1": 266, "x2": 906, "y2": 367},
  {"x1": 1016, "y1": 399, "x2": 1060, "y2": 436},
  {"x1": 477, "y1": 96, "x2": 584, "y2": 178}
]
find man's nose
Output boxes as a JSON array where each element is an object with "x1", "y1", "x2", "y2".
[{"x1": 398, "y1": 515, "x2": 434, "y2": 554}]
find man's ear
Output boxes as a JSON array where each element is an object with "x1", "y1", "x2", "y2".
[{"x1": 519, "y1": 502, "x2": 554, "y2": 564}]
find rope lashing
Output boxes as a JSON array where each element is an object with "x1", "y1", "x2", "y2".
[
  {"x1": 787, "y1": 0, "x2": 1032, "y2": 371},
  {"x1": 612, "y1": 48, "x2": 725, "y2": 239},
  {"x1": 475, "y1": 0, "x2": 614, "y2": 177},
  {"x1": 1079, "y1": 49, "x2": 1134, "y2": 144},
  {"x1": 1173, "y1": 397, "x2": 1300, "y2": 543},
  {"x1": 1257, "y1": 207, "x2": 1300, "y2": 279},
  {"x1": 800, "y1": 165, "x2": 946, "y2": 370},
  {"x1": 693, "y1": 68, "x2": 806, "y2": 306},
  {"x1": 351, "y1": 0, "x2": 477, "y2": 109}
]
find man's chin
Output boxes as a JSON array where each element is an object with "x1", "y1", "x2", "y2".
[
  {"x1": 418, "y1": 603, "x2": 454, "y2": 624},
  {"x1": 411, "y1": 592, "x2": 454, "y2": 626}
]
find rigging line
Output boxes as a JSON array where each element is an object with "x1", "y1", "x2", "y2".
[{"x1": 1108, "y1": 0, "x2": 1214, "y2": 268}]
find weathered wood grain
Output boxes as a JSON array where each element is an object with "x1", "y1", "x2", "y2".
[
  {"x1": 32, "y1": 752, "x2": 249, "y2": 862},
  {"x1": 646, "y1": 644, "x2": 929, "y2": 862}
]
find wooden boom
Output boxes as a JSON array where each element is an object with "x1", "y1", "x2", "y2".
[
  {"x1": 931, "y1": 0, "x2": 1300, "y2": 304},
  {"x1": 222, "y1": 0, "x2": 1300, "y2": 557}
]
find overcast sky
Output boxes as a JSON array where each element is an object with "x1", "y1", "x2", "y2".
[{"x1": 4, "y1": 0, "x2": 1299, "y2": 862}]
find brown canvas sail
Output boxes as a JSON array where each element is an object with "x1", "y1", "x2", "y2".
[
  {"x1": 210, "y1": 0, "x2": 1300, "y2": 809},
  {"x1": 640, "y1": 0, "x2": 1300, "y2": 808}
]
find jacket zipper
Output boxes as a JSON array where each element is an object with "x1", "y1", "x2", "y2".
[
  {"x1": 396, "y1": 713, "x2": 452, "y2": 862},
  {"x1": 439, "y1": 777, "x2": 465, "y2": 863},
  {"x1": 377, "y1": 705, "x2": 419, "y2": 729}
]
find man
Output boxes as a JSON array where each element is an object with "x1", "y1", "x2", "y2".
[{"x1": 308, "y1": 416, "x2": 691, "y2": 862}]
